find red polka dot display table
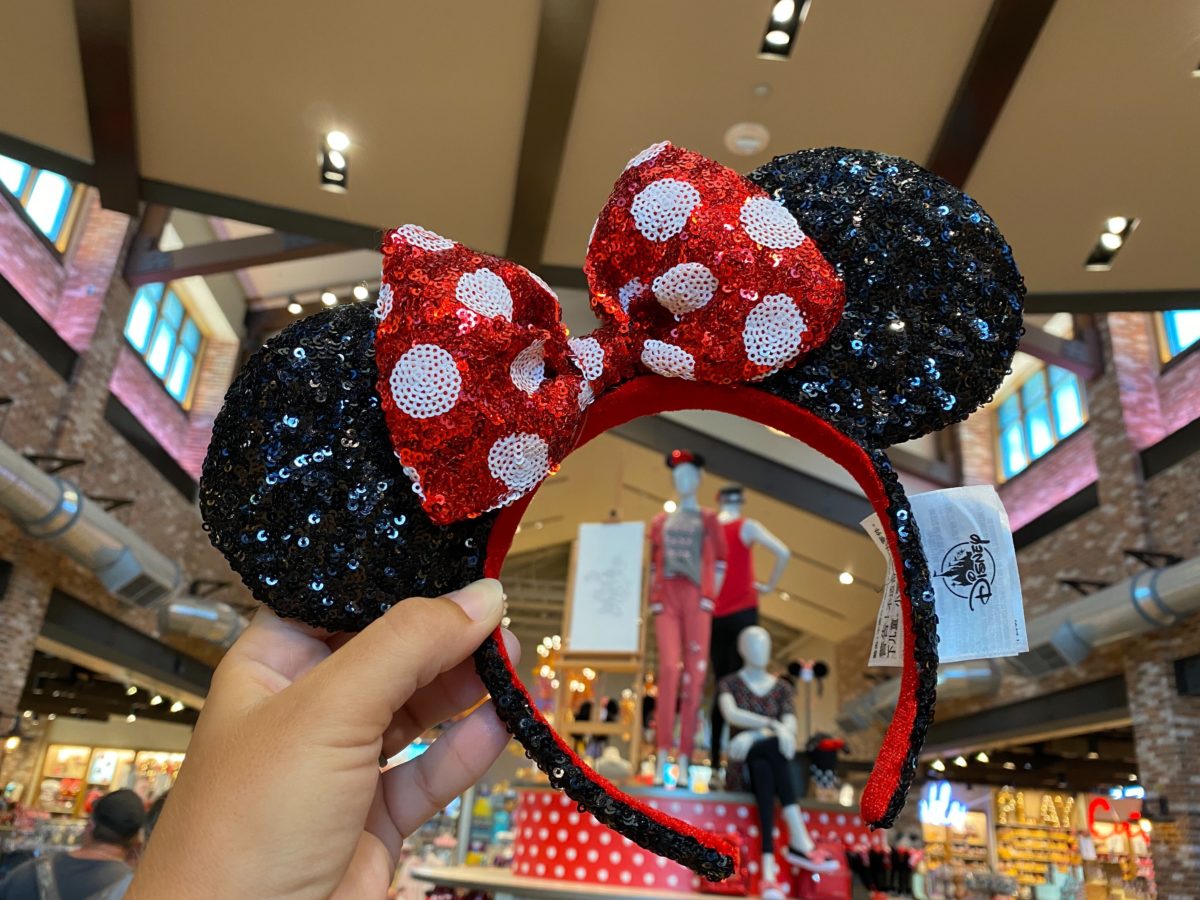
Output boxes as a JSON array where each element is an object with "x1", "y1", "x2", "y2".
[{"x1": 510, "y1": 786, "x2": 881, "y2": 898}]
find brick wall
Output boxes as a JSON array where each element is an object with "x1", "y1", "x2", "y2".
[
  {"x1": 0, "y1": 186, "x2": 250, "y2": 796},
  {"x1": 839, "y1": 313, "x2": 1200, "y2": 886}
]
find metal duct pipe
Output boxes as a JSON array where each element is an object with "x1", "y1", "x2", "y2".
[
  {"x1": 837, "y1": 660, "x2": 1000, "y2": 733},
  {"x1": 839, "y1": 555, "x2": 1200, "y2": 732},
  {"x1": 0, "y1": 439, "x2": 182, "y2": 607},
  {"x1": 157, "y1": 597, "x2": 248, "y2": 648},
  {"x1": 1005, "y1": 554, "x2": 1200, "y2": 678}
]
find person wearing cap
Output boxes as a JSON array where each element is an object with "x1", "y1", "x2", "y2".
[{"x1": 0, "y1": 789, "x2": 144, "y2": 899}]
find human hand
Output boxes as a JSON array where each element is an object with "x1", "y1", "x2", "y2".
[
  {"x1": 773, "y1": 722, "x2": 797, "y2": 760},
  {"x1": 127, "y1": 579, "x2": 517, "y2": 900}
]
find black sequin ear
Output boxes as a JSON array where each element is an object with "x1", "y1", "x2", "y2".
[
  {"x1": 749, "y1": 148, "x2": 1025, "y2": 448},
  {"x1": 199, "y1": 303, "x2": 496, "y2": 631}
]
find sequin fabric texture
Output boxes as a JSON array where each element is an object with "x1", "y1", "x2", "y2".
[
  {"x1": 375, "y1": 143, "x2": 845, "y2": 524},
  {"x1": 199, "y1": 304, "x2": 494, "y2": 632},
  {"x1": 749, "y1": 148, "x2": 1025, "y2": 448}
]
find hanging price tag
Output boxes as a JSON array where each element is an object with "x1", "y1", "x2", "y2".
[{"x1": 863, "y1": 484, "x2": 1027, "y2": 666}]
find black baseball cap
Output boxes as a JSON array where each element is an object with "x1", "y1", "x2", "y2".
[
  {"x1": 717, "y1": 484, "x2": 744, "y2": 502},
  {"x1": 92, "y1": 789, "x2": 147, "y2": 845},
  {"x1": 665, "y1": 449, "x2": 705, "y2": 469}
]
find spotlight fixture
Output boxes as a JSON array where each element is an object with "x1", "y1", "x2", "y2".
[
  {"x1": 320, "y1": 131, "x2": 350, "y2": 192},
  {"x1": 287, "y1": 301, "x2": 303, "y2": 315},
  {"x1": 22, "y1": 710, "x2": 31, "y2": 719},
  {"x1": 150, "y1": 695, "x2": 163, "y2": 707},
  {"x1": 838, "y1": 571, "x2": 854, "y2": 585},
  {"x1": 353, "y1": 283, "x2": 370, "y2": 302},
  {"x1": 724, "y1": 122, "x2": 771, "y2": 157},
  {"x1": 47, "y1": 714, "x2": 56, "y2": 721},
  {"x1": 3, "y1": 716, "x2": 21, "y2": 752},
  {"x1": 930, "y1": 759, "x2": 946, "y2": 772},
  {"x1": 169, "y1": 701, "x2": 185, "y2": 713},
  {"x1": 779, "y1": 591, "x2": 791, "y2": 601},
  {"x1": 321, "y1": 291, "x2": 338, "y2": 307},
  {"x1": 1002, "y1": 761, "x2": 1016, "y2": 770},
  {"x1": 126, "y1": 712, "x2": 137, "y2": 723},
  {"x1": 975, "y1": 751, "x2": 990, "y2": 763},
  {"x1": 125, "y1": 685, "x2": 137, "y2": 696},
  {"x1": 1128, "y1": 773, "x2": 1138, "y2": 782},
  {"x1": 1085, "y1": 215, "x2": 1137, "y2": 271},
  {"x1": 759, "y1": 0, "x2": 809, "y2": 59},
  {"x1": 663, "y1": 499, "x2": 677, "y2": 513},
  {"x1": 954, "y1": 755, "x2": 968, "y2": 768},
  {"x1": 1086, "y1": 750, "x2": 1100, "y2": 760}
]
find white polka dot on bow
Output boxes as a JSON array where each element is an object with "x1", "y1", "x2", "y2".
[
  {"x1": 740, "y1": 196, "x2": 805, "y2": 249},
  {"x1": 488, "y1": 433, "x2": 550, "y2": 493},
  {"x1": 624, "y1": 140, "x2": 669, "y2": 171},
  {"x1": 568, "y1": 336, "x2": 604, "y2": 382},
  {"x1": 389, "y1": 344, "x2": 461, "y2": 419},
  {"x1": 510, "y1": 340, "x2": 546, "y2": 395},
  {"x1": 393, "y1": 223, "x2": 455, "y2": 252},
  {"x1": 641, "y1": 339, "x2": 695, "y2": 380},
  {"x1": 744, "y1": 293, "x2": 808, "y2": 371},
  {"x1": 652, "y1": 263, "x2": 718, "y2": 316},
  {"x1": 631, "y1": 179, "x2": 701, "y2": 242},
  {"x1": 456, "y1": 268, "x2": 514, "y2": 320}
]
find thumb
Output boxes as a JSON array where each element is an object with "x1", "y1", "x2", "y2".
[{"x1": 292, "y1": 578, "x2": 505, "y2": 731}]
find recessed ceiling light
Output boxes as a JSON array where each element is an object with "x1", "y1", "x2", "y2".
[
  {"x1": 975, "y1": 751, "x2": 989, "y2": 763},
  {"x1": 287, "y1": 301, "x2": 303, "y2": 315},
  {"x1": 931, "y1": 759, "x2": 946, "y2": 772},
  {"x1": 838, "y1": 571, "x2": 854, "y2": 585},
  {"x1": 772, "y1": 0, "x2": 795, "y2": 21},
  {"x1": 325, "y1": 131, "x2": 350, "y2": 152},
  {"x1": 1002, "y1": 761, "x2": 1016, "y2": 770},
  {"x1": 1128, "y1": 773, "x2": 1138, "y2": 781},
  {"x1": 170, "y1": 700, "x2": 185, "y2": 713},
  {"x1": 1086, "y1": 751, "x2": 1100, "y2": 760},
  {"x1": 326, "y1": 150, "x2": 346, "y2": 171},
  {"x1": 126, "y1": 713, "x2": 137, "y2": 723},
  {"x1": 724, "y1": 122, "x2": 771, "y2": 156},
  {"x1": 321, "y1": 291, "x2": 338, "y2": 307},
  {"x1": 150, "y1": 695, "x2": 163, "y2": 706},
  {"x1": 954, "y1": 755, "x2": 968, "y2": 767},
  {"x1": 1085, "y1": 215, "x2": 1137, "y2": 271},
  {"x1": 663, "y1": 499, "x2": 677, "y2": 513},
  {"x1": 125, "y1": 685, "x2": 137, "y2": 696},
  {"x1": 764, "y1": 29, "x2": 790, "y2": 46},
  {"x1": 321, "y1": 132, "x2": 351, "y2": 192},
  {"x1": 353, "y1": 284, "x2": 370, "y2": 301}
]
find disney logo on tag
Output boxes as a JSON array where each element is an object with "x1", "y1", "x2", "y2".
[{"x1": 936, "y1": 533, "x2": 995, "y2": 612}]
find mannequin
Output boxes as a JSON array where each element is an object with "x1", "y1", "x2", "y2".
[
  {"x1": 648, "y1": 449, "x2": 727, "y2": 784},
  {"x1": 717, "y1": 626, "x2": 838, "y2": 887},
  {"x1": 710, "y1": 484, "x2": 790, "y2": 761}
]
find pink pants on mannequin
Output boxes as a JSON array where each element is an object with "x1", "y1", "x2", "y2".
[{"x1": 653, "y1": 576, "x2": 713, "y2": 759}]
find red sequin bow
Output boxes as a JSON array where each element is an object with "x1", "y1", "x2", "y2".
[{"x1": 375, "y1": 142, "x2": 845, "y2": 524}]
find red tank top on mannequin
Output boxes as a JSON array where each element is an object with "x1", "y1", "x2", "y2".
[{"x1": 714, "y1": 517, "x2": 756, "y2": 617}]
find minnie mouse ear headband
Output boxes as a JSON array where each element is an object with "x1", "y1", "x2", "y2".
[
  {"x1": 200, "y1": 143, "x2": 1023, "y2": 880},
  {"x1": 666, "y1": 448, "x2": 704, "y2": 469}
]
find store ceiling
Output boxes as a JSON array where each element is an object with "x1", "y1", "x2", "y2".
[{"x1": 1, "y1": 1, "x2": 1195, "y2": 645}]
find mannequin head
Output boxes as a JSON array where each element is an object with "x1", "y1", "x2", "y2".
[
  {"x1": 665, "y1": 449, "x2": 705, "y2": 500},
  {"x1": 737, "y1": 625, "x2": 771, "y2": 669},
  {"x1": 717, "y1": 484, "x2": 744, "y2": 516}
]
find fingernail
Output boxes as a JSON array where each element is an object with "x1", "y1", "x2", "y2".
[{"x1": 448, "y1": 578, "x2": 503, "y2": 622}]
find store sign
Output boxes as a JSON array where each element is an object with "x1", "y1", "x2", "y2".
[
  {"x1": 1088, "y1": 796, "x2": 1147, "y2": 842},
  {"x1": 919, "y1": 782, "x2": 967, "y2": 829},
  {"x1": 863, "y1": 485, "x2": 1027, "y2": 666},
  {"x1": 565, "y1": 522, "x2": 645, "y2": 654}
]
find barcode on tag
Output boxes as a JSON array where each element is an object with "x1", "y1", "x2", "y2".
[{"x1": 863, "y1": 515, "x2": 904, "y2": 667}]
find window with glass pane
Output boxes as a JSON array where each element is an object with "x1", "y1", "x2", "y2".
[
  {"x1": 1162, "y1": 310, "x2": 1200, "y2": 360},
  {"x1": 0, "y1": 154, "x2": 79, "y2": 246},
  {"x1": 994, "y1": 364, "x2": 1087, "y2": 480},
  {"x1": 122, "y1": 283, "x2": 206, "y2": 407}
]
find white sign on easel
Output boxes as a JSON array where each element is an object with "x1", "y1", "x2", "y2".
[{"x1": 565, "y1": 522, "x2": 645, "y2": 654}]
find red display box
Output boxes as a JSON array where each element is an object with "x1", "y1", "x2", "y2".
[{"x1": 511, "y1": 787, "x2": 883, "y2": 898}]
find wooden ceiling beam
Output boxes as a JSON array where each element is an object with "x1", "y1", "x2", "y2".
[
  {"x1": 73, "y1": 0, "x2": 141, "y2": 214},
  {"x1": 503, "y1": 0, "x2": 598, "y2": 267},
  {"x1": 927, "y1": 0, "x2": 1057, "y2": 187},
  {"x1": 1018, "y1": 320, "x2": 1102, "y2": 379},
  {"x1": 1026, "y1": 290, "x2": 1200, "y2": 315},
  {"x1": 124, "y1": 231, "x2": 347, "y2": 287}
]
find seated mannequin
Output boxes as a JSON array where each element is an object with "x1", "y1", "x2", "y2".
[{"x1": 717, "y1": 626, "x2": 839, "y2": 891}]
